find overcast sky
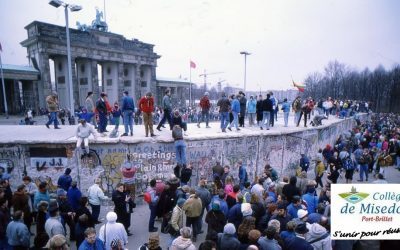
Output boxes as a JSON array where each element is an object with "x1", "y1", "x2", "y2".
[{"x1": 1, "y1": 0, "x2": 399, "y2": 91}]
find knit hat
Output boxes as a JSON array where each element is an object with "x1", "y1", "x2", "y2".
[
  {"x1": 223, "y1": 223, "x2": 236, "y2": 235},
  {"x1": 106, "y1": 212, "x2": 118, "y2": 223},
  {"x1": 297, "y1": 209, "x2": 308, "y2": 219},
  {"x1": 241, "y1": 203, "x2": 253, "y2": 217},
  {"x1": 177, "y1": 198, "x2": 186, "y2": 207}
]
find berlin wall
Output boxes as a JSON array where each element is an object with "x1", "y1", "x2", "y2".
[{"x1": 0, "y1": 117, "x2": 356, "y2": 196}]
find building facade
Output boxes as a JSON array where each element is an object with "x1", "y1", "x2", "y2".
[{"x1": 20, "y1": 21, "x2": 160, "y2": 111}]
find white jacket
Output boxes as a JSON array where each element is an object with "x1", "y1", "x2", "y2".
[
  {"x1": 76, "y1": 123, "x2": 97, "y2": 139},
  {"x1": 87, "y1": 184, "x2": 108, "y2": 205},
  {"x1": 99, "y1": 212, "x2": 128, "y2": 250}
]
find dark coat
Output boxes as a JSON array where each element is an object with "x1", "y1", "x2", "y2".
[
  {"x1": 285, "y1": 236, "x2": 313, "y2": 250},
  {"x1": 261, "y1": 98, "x2": 273, "y2": 112},
  {"x1": 12, "y1": 191, "x2": 31, "y2": 220},
  {"x1": 112, "y1": 190, "x2": 129, "y2": 229},
  {"x1": 217, "y1": 233, "x2": 241, "y2": 250},
  {"x1": 74, "y1": 206, "x2": 95, "y2": 228},
  {"x1": 205, "y1": 210, "x2": 226, "y2": 233}
]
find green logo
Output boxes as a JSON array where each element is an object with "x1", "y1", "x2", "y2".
[{"x1": 339, "y1": 186, "x2": 369, "y2": 204}]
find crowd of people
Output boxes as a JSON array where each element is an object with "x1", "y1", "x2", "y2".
[{"x1": 12, "y1": 111, "x2": 400, "y2": 250}]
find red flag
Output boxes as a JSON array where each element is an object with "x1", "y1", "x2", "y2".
[{"x1": 190, "y1": 60, "x2": 196, "y2": 69}]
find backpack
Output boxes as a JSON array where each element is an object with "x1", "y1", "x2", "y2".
[
  {"x1": 144, "y1": 191, "x2": 152, "y2": 204},
  {"x1": 343, "y1": 158, "x2": 354, "y2": 170}
]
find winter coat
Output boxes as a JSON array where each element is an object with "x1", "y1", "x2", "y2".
[
  {"x1": 171, "y1": 236, "x2": 196, "y2": 250},
  {"x1": 12, "y1": 191, "x2": 31, "y2": 220},
  {"x1": 98, "y1": 218, "x2": 128, "y2": 250},
  {"x1": 287, "y1": 203, "x2": 302, "y2": 219},
  {"x1": 46, "y1": 94, "x2": 59, "y2": 112},
  {"x1": 285, "y1": 236, "x2": 313, "y2": 250},
  {"x1": 58, "y1": 174, "x2": 73, "y2": 191},
  {"x1": 170, "y1": 205, "x2": 184, "y2": 232},
  {"x1": 262, "y1": 98, "x2": 273, "y2": 112},
  {"x1": 121, "y1": 95, "x2": 135, "y2": 112},
  {"x1": 76, "y1": 123, "x2": 97, "y2": 139},
  {"x1": 282, "y1": 182, "x2": 301, "y2": 203},
  {"x1": 67, "y1": 186, "x2": 82, "y2": 211},
  {"x1": 33, "y1": 190, "x2": 50, "y2": 210},
  {"x1": 205, "y1": 210, "x2": 226, "y2": 233},
  {"x1": 239, "y1": 96, "x2": 247, "y2": 115},
  {"x1": 0, "y1": 208, "x2": 10, "y2": 239},
  {"x1": 6, "y1": 220, "x2": 30, "y2": 247},
  {"x1": 258, "y1": 237, "x2": 282, "y2": 250},
  {"x1": 281, "y1": 101, "x2": 290, "y2": 113},
  {"x1": 87, "y1": 184, "x2": 107, "y2": 205},
  {"x1": 217, "y1": 233, "x2": 241, "y2": 250},
  {"x1": 200, "y1": 96, "x2": 211, "y2": 111},
  {"x1": 302, "y1": 191, "x2": 318, "y2": 214},
  {"x1": 227, "y1": 203, "x2": 243, "y2": 229},
  {"x1": 138, "y1": 96, "x2": 154, "y2": 113},
  {"x1": 217, "y1": 96, "x2": 231, "y2": 112},
  {"x1": 162, "y1": 95, "x2": 172, "y2": 111},
  {"x1": 247, "y1": 98, "x2": 257, "y2": 113},
  {"x1": 78, "y1": 238, "x2": 105, "y2": 250},
  {"x1": 305, "y1": 223, "x2": 331, "y2": 250},
  {"x1": 183, "y1": 194, "x2": 202, "y2": 218},
  {"x1": 231, "y1": 99, "x2": 240, "y2": 113},
  {"x1": 195, "y1": 186, "x2": 211, "y2": 210},
  {"x1": 45, "y1": 216, "x2": 66, "y2": 237}
]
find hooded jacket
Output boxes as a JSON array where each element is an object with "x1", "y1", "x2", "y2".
[
  {"x1": 183, "y1": 194, "x2": 202, "y2": 217},
  {"x1": 305, "y1": 223, "x2": 331, "y2": 250},
  {"x1": 98, "y1": 212, "x2": 128, "y2": 250},
  {"x1": 170, "y1": 236, "x2": 196, "y2": 250}
]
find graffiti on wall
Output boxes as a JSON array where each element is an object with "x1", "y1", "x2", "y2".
[{"x1": 0, "y1": 116, "x2": 360, "y2": 195}]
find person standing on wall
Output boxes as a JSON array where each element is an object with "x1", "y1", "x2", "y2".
[
  {"x1": 121, "y1": 91, "x2": 135, "y2": 136},
  {"x1": 238, "y1": 91, "x2": 247, "y2": 127},
  {"x1": 45, "y1": 91, "x2": 61, "y2": 129},
  {"x1": 197, "y1": 92, "x2": 211, "y2": 128},
  {"x1": 85, "y1": 91, "x2": 97, "y2": 129},
  {"x1": 139, "y1": 92, "x2": 156, "y2": 137},
  {"x1": 247, "y1": 95, "x2": 257, "y2": 126},
  {"x1": 216, "y1": 92, "x2": 231, "y2": 133},
  {"x1": 157, "y1": 89, "x2": 172, "y2": 131},
  {"x1": 96, "y1": 92, "x2": 110, "y2": 135}
]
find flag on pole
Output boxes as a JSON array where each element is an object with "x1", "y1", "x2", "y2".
[
  {"x1": 190, "y1": 60, "x2": 196, "y2": 69},
  {"x1": 292, "y1": 80, "x2": 305, "y2": 92}
]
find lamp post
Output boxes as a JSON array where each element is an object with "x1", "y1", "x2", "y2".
[
  {"x1": 49, "y1": 0, "x2": 82, "y2": 121},
  {"x1": 240, "y1": 51, "x2": 251, "y2": 93}
]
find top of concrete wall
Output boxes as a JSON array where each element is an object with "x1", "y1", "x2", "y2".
[{"x1": 0, "y1": 115, "x2": 359, "y2": 145}]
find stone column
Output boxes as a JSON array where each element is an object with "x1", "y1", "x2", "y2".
[
  {"x1": 38, "y1": 53, "x2": 51, "y2": 108},
  {"x1": 117, "y1": 62, "x2": 125, "y2": 101},
  {"x1": 90, "y1": 60, "x2": 99, "y2": 100},
  {"x1": 135, "y1": 63, "x2": 142, "y2": 101},
  {"x1": 150, "y1": 65, "x2": 157, "y2": 98}
]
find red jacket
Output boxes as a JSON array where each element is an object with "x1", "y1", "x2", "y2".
[
  {"x1": 199, "y1": 96, "x2": 211, "y2": 110},
  {"x1": 138, "y1": 96, "x2": 154, "y2": 113}
]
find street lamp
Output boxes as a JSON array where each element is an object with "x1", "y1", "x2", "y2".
[
  {"x1": 49, "y1": 0, "x2": 82, "y2": 121},
  {"x1": 240, "y1": 51, "x2": 251, "y2": 93}
]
